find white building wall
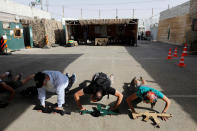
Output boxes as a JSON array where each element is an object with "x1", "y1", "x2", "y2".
[
  {"x1": 150, "y1": 25, "x2": 158, "y2": 41},
  {"x1": 0, "y1": 0, "x2": 51, "y2": 22}
]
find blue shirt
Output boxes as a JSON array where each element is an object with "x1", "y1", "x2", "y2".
[
  {"x1": 37, "y1": 71, "x2": 69, "y2": 107},
  {"x1": 136, "y1": 85, "x2": 164, "y2": 99}
]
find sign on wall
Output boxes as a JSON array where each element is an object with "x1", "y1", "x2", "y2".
[{"x1": 2, "y1": 23, "x2": 10, "y2": 29}]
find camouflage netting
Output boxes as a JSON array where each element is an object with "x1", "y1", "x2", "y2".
[
  {"x1": 79, "y1": 19, "x2": 138, "y2": 25},
  {"x1": 20, "y1": 18, "x2": 65, "y2": 48}
]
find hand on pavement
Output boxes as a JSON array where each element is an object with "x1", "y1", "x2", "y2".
[
  {"x1": 161, "y1": 116, "x2": 168, "y2": 121},
  {"x1": 80, "y1": 107, "x2": 87, "y2": 111},
  {"x1": 54, "y1": 107, "x2": 63, "y2": 111}
]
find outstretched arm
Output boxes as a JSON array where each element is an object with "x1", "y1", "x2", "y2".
[
  {"x1": 74, "y1": 89, "x2": 86, "y2": 110},
  {"x1": 162, "y1": 95, "x2": 171, "y2": 113},
  {"x1": 110, "y1": 90, "x2": 123, "y2": 110},
  {"x1": 161, "y1": 95, "x2": 171, "y2": 121},
  {"x1": 126, "y1": 93, "x2": 138, "y2": 113},
  {"x1": 21, "y1": 74, "x2": 35, "y2": 85}
]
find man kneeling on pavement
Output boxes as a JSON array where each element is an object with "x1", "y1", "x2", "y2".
[{"x1": 33, "y1": 70, "x2": 76, "y2": 113}]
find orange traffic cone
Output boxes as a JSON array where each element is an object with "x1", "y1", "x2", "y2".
[
  {"x1": 167, "y1": 48, "x2": 172, "y2": 59},
  {"x1": 173, "y1": 47, "x2": 178, "y2": 57},
  {"x1": 178, "y1": 53, "x2": 186, "y2": 67},
  {"x1": 182, "y1": 44, "x2": 188, "y2": 56}
]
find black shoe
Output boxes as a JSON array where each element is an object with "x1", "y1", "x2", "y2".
[
  {"x1": 65, "y1": 74, "x2": 76, "y2": 94},
  {"x1": 69, "y1": 73, "x2": 76, "y2": 86},
  {"x1": 65, "y1": 73, "x2": 69, "y2": 77}
]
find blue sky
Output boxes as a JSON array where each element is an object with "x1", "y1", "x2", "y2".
[{"x1": 12, "y1": 0, "x2": 189, "y2": 20}]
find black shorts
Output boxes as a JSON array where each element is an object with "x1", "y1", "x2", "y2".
[{"x1": 5, "y1": 81, "x2": 23, "y2": 89}]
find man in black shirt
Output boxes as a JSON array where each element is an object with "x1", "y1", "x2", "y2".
[{"x1": 74, "y1": 72, "x2": 123, "y2": 111}]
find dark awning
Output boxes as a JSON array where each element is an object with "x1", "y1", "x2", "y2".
[{"x1": 65, "y1": 19, "x2": 138, "y2": 25}]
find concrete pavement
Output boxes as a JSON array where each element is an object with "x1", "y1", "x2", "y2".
[{"x1": 0, "y1": 41, "x2": 197, "y2": 131}]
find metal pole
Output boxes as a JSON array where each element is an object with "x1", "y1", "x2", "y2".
[
  {"x1": 41, "y1": 0, "x2": 43, "y2": 10},
  {"x1": 116, "y1": 8, "x2": 118, "y2": 19},
  {"x1": 152, "y1": 8, "x2": 154, "y2": 17},
  {"x1": 133, "y1": 9, "x2": 135, "y2": 19},
  {"x1": 81, "y1": 8, "x2": 83, "y2": 19},
  {"x1": 63, "y1": 5, "x2": 64, "y2": 17},
  {"x1": 151, "y1": 8, "x2": 154, "y2": 26},
  {"x1": 46, "y1": 0, "x2": 48, "y2": 12},
  {"x1": 99, "y1": 9, "x2": 101, "y2": 19}
]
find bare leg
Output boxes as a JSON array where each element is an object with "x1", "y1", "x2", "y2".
[
  {"x1": 21, "y1": 74, "x2": 35, "y2": 85},
  {"x1": 0, "y1": 72, "x2": 9, "y2": 79}
]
